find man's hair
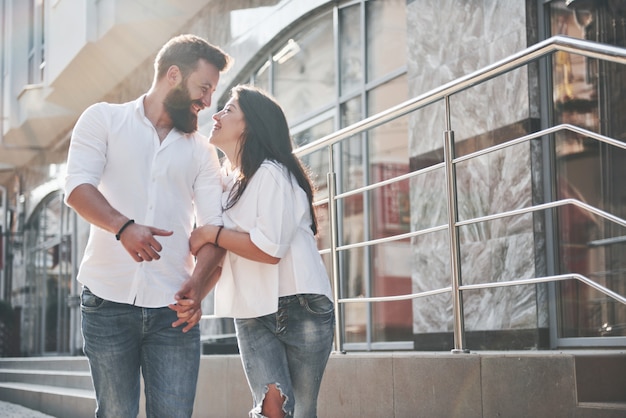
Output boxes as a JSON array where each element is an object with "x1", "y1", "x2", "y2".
[{"x1": 154, "y1": 34, "x2": 232, "y2": 79}]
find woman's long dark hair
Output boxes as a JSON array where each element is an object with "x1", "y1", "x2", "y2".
[{"x1": 224, "y1": 85, "x2": 319, "y2": 235}]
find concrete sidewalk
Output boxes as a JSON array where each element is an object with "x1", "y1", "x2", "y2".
[{"x1": 0, "y1": 401, "x2": 56, "y2": 418}]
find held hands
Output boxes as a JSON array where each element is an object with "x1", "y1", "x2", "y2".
[
  {"x1": 168, "y1": 267, "x2": 221, "y2": 332},
  {"x1": 118, "y1": 221, "x2": 173, "y2": 262},
  {"x1": 169, "y1": 278, "x2": 202, "y2": 333},
  {"x1": 190, "y1": 224, "x2": 219, "y2": 255}
]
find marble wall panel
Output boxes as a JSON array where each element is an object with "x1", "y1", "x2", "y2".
[{"x1": 407, "y1": 0, "x2": 543, "y2": 335}]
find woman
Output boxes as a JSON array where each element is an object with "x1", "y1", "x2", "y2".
[{"x1": 190, "y1": 85, "x2": 335, "y2": 418}]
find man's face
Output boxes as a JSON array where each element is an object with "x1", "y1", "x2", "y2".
[
  {"x1": 163, "y1": 81, "x2": 202, "y2": 134},
  {"x1": 164, "y1": 59, "x2": 220, "y2": 134}
]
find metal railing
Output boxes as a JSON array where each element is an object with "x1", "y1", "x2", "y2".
[{"x1": 293, "y1": 35, "x2": 626, "y2": 353}]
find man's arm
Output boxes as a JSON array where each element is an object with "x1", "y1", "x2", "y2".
[
  {"x1": 66, "y1": 183, "x2": 173, "y2": 262},
  {"x1": 169, "y1": 243, "x2": 225, "y2": 332}
]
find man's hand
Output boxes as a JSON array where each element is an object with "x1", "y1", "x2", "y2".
[
  {"x1": 119, "y1": 222, "x2": 173, "y2": 262},
  {"x1": 168, "y1": 281, "x2": 202, "y2": 333},
  {"x1": 168, "y1": 266, "x2": 221, "y2": 333},
  {"x1": 65, "y1": 184, "x2": 173, "y2": 262},
  {"x1": 169, "y1": 242, "x2": 224, "y2": 332}
]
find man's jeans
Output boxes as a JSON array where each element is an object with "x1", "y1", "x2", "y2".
[
  {"x1": 235, "y1": 294, "x2": 335, "y2": 418},
  {"x1": 81, "y1": 287, "x2": 200, "y2": 418}
]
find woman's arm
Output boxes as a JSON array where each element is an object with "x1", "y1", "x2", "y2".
[{"x1": 190, "y1": 224, "x2": 280, "y2": 264}]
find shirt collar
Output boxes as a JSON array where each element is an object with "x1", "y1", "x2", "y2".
[{"x1": 133, "y1": 94, "x2": 191, "y2": 139}]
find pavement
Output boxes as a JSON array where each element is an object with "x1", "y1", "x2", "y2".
[{"x1": 0, "y1": 401, "x2": 56, "y2": 418}]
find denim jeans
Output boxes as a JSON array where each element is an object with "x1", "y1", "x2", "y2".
[
  {"x1": 235, "y1": 294, "x2": 335, "y2": 418},
  {"x1": 80, "y1": 287, "x2": 200, "y2": 418}
]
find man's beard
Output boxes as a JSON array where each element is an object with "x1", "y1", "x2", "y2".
[{"x1": 163, "y1": 83, "x2": 204, "y2": 134}]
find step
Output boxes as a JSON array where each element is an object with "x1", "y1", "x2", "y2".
[
  {"x1": 0, "y1": 382, "x2": 95, "y2": 418},
  {"x1": 0, "y1": 357, "x2": 90, "y2": 372},
  {"x1": 576, "y1": 402, "x2": 626, "y2": 418},
  {"x1": 0, "y1": 369, "x2": 93, "y2": 390}
]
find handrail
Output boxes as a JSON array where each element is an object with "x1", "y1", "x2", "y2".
[
  {"x1": 333, "y1": 197, "x2": 626, "y2": 305},
  {"x1": 454, "y1": 123, "x2": 626, "y2": 163},
  {"x1": 294, "y1": 36, "x2": 626, "y2": 158},
  {"x1": 337, "y1": 273, "x2": 626, "y2": 306},
  {"x1": 290, "y1": 35, "x2": 626, "y2": 353}
]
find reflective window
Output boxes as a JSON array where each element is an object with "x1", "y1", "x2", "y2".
[
  {"x1": 549, "y1": 0, "x2": 626, "y2": 340},
  {"x1": 340, "y1": 4, "x2": 363, "y2": 95},
  {"x1": 273, "y1": 13, "x2": 335, "y2": 124},
  {"x1": 366, "y1": 0, "x2": 407, "y2": 82},
  {"x1": 253, "y1": 59, "x2": 270, "y2": 93},
  {"x1": 23, "y1": 192, "x2": 73, "y2": 355},
  {"x1": 27, "y1": 0, "x2": 46, "y2": 84}
]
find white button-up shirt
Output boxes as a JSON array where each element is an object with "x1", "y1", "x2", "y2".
[
  {"x1": 215, "y1": 160, "x2": 333, "y2": 318},
  {"x1": 65, "y1": 96, "x2": 222, "y2": 307}
]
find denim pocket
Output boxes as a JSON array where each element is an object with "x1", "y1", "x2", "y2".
[
  {"x1": 301, "y1": 294, "x2": 334, "y2": 316},
  {"x1": 80, "y1": 287, "x2": 105, "y2": 311}
]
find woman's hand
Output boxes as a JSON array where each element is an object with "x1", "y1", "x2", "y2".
[{"x1": 190, "y1": 224, "x2": 218, "y2": 255}]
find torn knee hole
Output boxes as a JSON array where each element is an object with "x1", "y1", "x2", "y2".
[{"x1": 261, "y1": 383, "x2": 288, "y2": 418}]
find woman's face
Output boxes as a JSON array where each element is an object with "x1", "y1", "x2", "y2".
[{"x1": 210, "y1": 97, "x2": 246, "y2": 159}]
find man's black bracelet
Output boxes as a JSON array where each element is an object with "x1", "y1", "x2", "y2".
[{"x1": 115, "y1": 219, "x2": 135, "y2": 240}]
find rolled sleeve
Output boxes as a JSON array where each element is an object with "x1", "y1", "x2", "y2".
[
  {"x1": 64, "y1": 103, "x2": 109, "y2": 204},
  {"x1": 248, "y1": 164, "x2": 295, "y2": 258},
  {"x1": 193, "y1": 141, "x2": 223, "y2": 226}
]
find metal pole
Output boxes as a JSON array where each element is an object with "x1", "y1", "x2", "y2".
[
  {"x1": 0, "y1": 185, "x2": 6, "y2": 300},
  {"x1": 443, "y1": 96, "x2": 468, "y2": 353},
  {"x1": 327, "y1": 146, "x2": 343, "y2": 353}
]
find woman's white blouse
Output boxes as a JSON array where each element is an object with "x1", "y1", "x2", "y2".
[{"x1": 214, "y1": 160, "x2": 333, "y2": 318}]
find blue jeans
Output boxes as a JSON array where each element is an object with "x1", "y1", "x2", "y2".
[
  {"x1": 80, "y1": 287, "x2": 200, "y2": 418},
  {"x1": 235, "y1": 294, "x2": 335, "y2": 418}
]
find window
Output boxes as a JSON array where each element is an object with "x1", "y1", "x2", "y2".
[
  {"x1": 27, "y1": 0, "x2": 45, "y2": 84},
  {"x1": 548, "y1": 0, "x2": 626, "y2": 343}
]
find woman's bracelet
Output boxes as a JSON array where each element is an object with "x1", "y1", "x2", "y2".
[
  {"x1": 214, "y1": 226, "x2": 224, "y2": 247},
  {"x1": 115, "y1": 219, "x2": 135, "y2": 240}
]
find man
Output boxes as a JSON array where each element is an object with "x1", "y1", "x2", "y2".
[{"x1": 64, "y1": 34, "x2": 232, "y2": 418}]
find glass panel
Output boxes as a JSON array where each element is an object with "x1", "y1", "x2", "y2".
[
  {"x1": 253, "y1": 59, "x2": 270, "y2": 93},
  {"x1": 341, "y1": 245, "x2": 367, "y2": 343},
  {"x1": 367, "y1": 75, "x2": 409, "y2": 181},
  {"x1": 550, "y1": 1, "x2": 626, "y2": 338},
  {"x1": 371, "y1": 240, "x2": 413, "y2": 343},
  {"x1": 273, "y1": 12, "x2": 335, "y2": 124},
  {"x1": 40, "y1": 0, "x2": 45, "y2": 80},
  {"x1": 366, "y1": 0, "x2": 407, "y2": 82},
  {"x1": 339, "y1": 4, "x2": 362, "y2": 95},
  {"x1": 340, "y1": 97, "x2": 364, "y2": 192},
  {"x1": 28, "y1": 0, "x2": 34, "y2": 51},
  {"x1": 366, "y1": 75, "x2": 412, "y2": 343},
  {"x1": 292, "y1": 117, "x2": 333, "y2": 199},
  {"x1": 28, "y1": 0, "x2": 37, "y2": 84}
]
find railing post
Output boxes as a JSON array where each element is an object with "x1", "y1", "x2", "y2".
[
  {"x1": 327, "y1": 146, "x2": 343, "y2": 353},
  {"x1": 443, "y1": 96, "x2": 469, "y2": 353}
]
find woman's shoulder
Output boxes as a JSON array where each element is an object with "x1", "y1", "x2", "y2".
[
  {"x1": 257, "y1": 160, "x2": 290, "y2": 182},
  {"x1": 259, "y1": 159, "x2": 283, "y2": 170}
]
